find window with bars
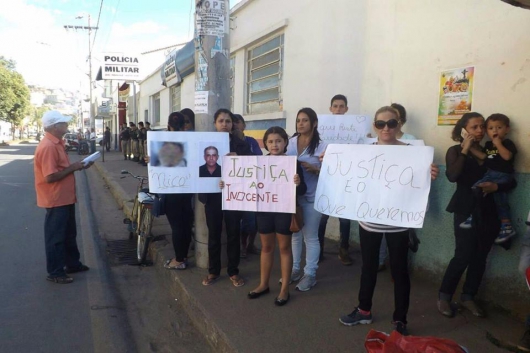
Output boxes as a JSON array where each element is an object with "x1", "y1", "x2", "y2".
[
  {"x1": 170, "y1": 85, "x2": 181, "y2": 113},
  {"x1": 246, "y1": 34, "x2": 284, "y2": 115},
  {"x1": 153, "y1": 93, "x2": 160, "y2": 124}
]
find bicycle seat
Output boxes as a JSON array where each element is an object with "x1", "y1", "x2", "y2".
[{"x1": 138, "y1": 192, "x2": 154, "y2": 204}]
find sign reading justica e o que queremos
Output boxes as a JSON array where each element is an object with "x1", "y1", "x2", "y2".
[{"x1": 101, "y1": 53, "x2": 141, "y2": 81}]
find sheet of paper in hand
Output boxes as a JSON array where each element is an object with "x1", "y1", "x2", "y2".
[
  {"x1": 222, "y1": 155, "x2": 297, "y2": 213},
  {"x1": 147, "y1": 131, "x2": 229, "y2": 193},
  {"x1": 315, "y1": 144, "x2": 434, "y2": 228},
  {"x1": 317, "y1": 114, "x2": 372, "y2": 144}
]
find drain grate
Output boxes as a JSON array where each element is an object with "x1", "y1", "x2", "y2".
[{"x1": 107, "y1": 239, "x2": 138, "y2": 266}]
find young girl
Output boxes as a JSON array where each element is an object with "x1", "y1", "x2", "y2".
[
  {"x1": 220, "y1": 127, "x2": 306, "y2": 305},
  {"x1": 248, "y1": 127, "x2": 306, "y2": 306}
]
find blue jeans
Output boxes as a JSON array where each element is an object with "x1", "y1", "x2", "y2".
[
  {"x1": 473, "y1": 169, "x2": 512, "y2": 220},
  {"x1": 292, "y1": 197, "x2": 321, "y2": 277},
  {"x1": 44, "y1": 204, "x2": 82, "y2": 277}
]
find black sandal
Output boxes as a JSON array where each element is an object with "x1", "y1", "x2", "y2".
[
  {"x1": 65, "y1": 264, "x2": 90, "y2": 274},
  {"x1": 46, "y1": 276, "x2": 74, "y2": 284}
]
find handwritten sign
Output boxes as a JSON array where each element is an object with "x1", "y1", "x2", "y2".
[
  {"x1": 360, "y1": 137, "x2": 426, "y2": 146},
  {"x1": 315, "y1": 144, "x2": 434, "y2": 228},
  {"x1": 318, "y1": 114, "x2": 372, "y2": 144},
  {"x1": 147, "y1": 131, "x2": 229, "y2": 193},
  {"x1": 221, "y1": 155, "x2": 297, "y2": 213}
]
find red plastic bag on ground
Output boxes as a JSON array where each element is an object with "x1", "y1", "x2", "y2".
[{"x1": 365, "y1": 329, "x2": 469, "y2": 353}]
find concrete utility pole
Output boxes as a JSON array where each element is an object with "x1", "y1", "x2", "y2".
[
  {"x1": 64, "y1": 15, "x2": 98, "y2": 131},
  {"x1": 194, "y1": 0, "x2": 231, "y2": 269}
]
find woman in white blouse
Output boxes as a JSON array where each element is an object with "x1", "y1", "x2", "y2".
[{"x1": 286, "y1": 107, "x2": 328, "y2": 292}]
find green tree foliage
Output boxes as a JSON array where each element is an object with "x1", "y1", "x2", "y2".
[{"x1": 0, "y1": 57, "x2": 30, "y2": 130}]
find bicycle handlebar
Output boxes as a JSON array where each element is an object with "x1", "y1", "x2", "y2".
[{"x1": 121, "y1": 169, "x2": 148, "y2": 181}]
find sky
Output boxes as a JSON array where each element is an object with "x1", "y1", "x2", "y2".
[{"x1": 0, "y1": 0, "x2": 242, "y2": 95}]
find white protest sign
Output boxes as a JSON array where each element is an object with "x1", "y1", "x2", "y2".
[
  {"x1": 318, "y1": 114, "x2": 372, "y2": 144},
  {"x1": 361, "y1": 137, "x2": 425, "y2": 146},
  {"x1": 315, "y1": 144, "x2": 434, "y2": 228},
  {"x1": 221, "y1": 155, "x2": 297, "y2": 213},
  {"x1": 147, "y1": 131, "x2": 229, "y2": 193}
]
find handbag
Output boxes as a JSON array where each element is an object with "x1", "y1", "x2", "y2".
[{"x1": 290, "y1": 205, "x2": 304, "y2": 233}]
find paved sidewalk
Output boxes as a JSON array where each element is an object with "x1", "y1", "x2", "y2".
[{"x1": 93, "y1": 149, "x2": 524, "y2": 352}]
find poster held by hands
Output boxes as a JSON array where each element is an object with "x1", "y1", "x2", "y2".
[
  {"x1": 222, "y1": 155, "x2": 297, "y2": 213},
  {"x1": 315, "y1": 144, "x2": 434, "y2": 228},
  {"x1": 147, "y1": 131, "x2": 229, "y2": 193}
]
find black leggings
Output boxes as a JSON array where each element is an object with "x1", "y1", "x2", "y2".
[
  {"x1": 165, "y1": 194, "x2": 193, "y2": 262},
  {"x1": 358, "y1": 226, "x2": 410, "y2": 324}
]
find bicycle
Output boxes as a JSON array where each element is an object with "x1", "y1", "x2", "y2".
[{"x1": 121, "y1": 170, "x2": 155, "y2": 264}]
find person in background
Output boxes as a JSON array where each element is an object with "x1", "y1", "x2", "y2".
[
  {"x1": 317, "y1": 94, "x2": 354, "y2": 265},
  {"x1": 119, "y1": 123, "x2": 131, "y2": 160},
  {"x1": 34, "y1": 111, "x2": 93, "y2": 284},
  {"x1": 286, "y1": 107, "x2": 327, "y2": 292},
  {"x1": 437, "y1": 112, "x2": 516, "y2": 319},
  {"x1": 232, "y1": 113, "x2": 263, "y2": 257},
  {"x1": 143, "y1": 122, "x2": 151, "y2": 166},
  {"x1": 84, "y1": 128, "x2": 90, "y2": 140},
  {"x1": 129, "y1": 122, "x2": 139, "y2": 162},
  {"x1": 378, "y1": 103, "x2": 417, "y2": 272},
  {"x1": 338, "y1": 106, "x2": 439, "y2": 336},
  {"x1": 103, "y1": 126, "x2": 111, "y2": 152},
  {"x1": 89, "y1": 128, "x2": 96, "y2": 141},
  {"x1": 180, "y1": 108, "x2": 196, "y2": 132},
  {"x1": 200, "y1": 109, "x2": 252, "y2": 287},
  {"x1": 137, "y1": 122, "x2": 146, "y2": 165},
  {"x1": 163, "y1": 112, "x2": 194, "y2": 270},
  {"x1": 459, "y1": 113, "x2": 517, "y2": 244}
]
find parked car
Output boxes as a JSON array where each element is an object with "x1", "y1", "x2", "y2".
[
  {"x1": 95, "y1": 135, "x2": 104, "y2": 146},
  {"x1": 64, "y1": 133, "x2": 79, "y2": 152}
]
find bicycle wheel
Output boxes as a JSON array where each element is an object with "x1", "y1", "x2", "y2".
[
  {"x1": 137, "y1": 206, "x2": 153, "y2": 263},
  {"x1": 129, "y1": 196, "x2": 139, "y2": 239}
]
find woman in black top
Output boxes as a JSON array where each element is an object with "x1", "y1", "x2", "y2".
[
  {"x1": 201, "y1": 109, "x2": 252, "y2": 286},
  {"x1": 438, "y1": 112, "x2": 516, "y2": 318},
  {"x1": 163, "y1": 112, "x2": 194, "y2": 270}
]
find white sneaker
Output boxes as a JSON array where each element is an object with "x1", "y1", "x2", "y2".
[{"x1": 296, "y1": 275, "x2": 317, "y2": 292}]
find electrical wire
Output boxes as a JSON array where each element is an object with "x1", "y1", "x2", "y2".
[
  {"x1": 91, "y1": 0, "x2": 105, "y2": 49},
  {"x1": 188, "y1": 0, "x2": 194, "y2": 38}
]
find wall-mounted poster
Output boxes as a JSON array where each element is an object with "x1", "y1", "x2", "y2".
[{"x1": 437, "y1": 66, "x2": 475, "y2": 126}]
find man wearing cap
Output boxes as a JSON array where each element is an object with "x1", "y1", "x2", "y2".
[{"x1": 34, "y1": 111, "x2": 93, "y2": 284}]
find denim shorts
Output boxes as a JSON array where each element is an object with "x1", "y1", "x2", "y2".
[{"x1": 256, "y1": 212, "x2": 293, "y2": 235}]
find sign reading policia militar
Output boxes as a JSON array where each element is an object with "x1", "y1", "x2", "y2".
[{"x1": 101, "y1": 53, "x2": 141, "y2": 81}]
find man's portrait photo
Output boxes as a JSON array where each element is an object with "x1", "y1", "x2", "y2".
[{"x1": 199, "y1": 145, "x2": 221, "y2": 177}]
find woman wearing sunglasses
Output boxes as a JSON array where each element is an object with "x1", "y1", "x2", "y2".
[{"x1": 339, "y1": 106, "x2": 439, "y2": 336}]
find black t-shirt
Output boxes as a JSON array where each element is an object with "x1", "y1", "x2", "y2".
[
  {"x1": 199, "y1": 163, "x2": 221, "y2": 177},
  {"x1": 484, "y1": 139, "x2": 517, "y2": 174}
]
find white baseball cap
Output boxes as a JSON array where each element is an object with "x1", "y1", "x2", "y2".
[{"x1": 42, "y1": 110, "x2": 72, "y2": 128}]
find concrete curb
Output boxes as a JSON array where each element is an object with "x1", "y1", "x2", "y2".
[{"x1": 93, "y1": 160, "x2": 235, "y2": 352}]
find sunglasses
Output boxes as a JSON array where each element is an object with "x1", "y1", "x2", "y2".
[{"x1": 374, "y1": 119, "x2": 399, "y2": 130}]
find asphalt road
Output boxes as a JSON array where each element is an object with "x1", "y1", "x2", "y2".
[
  {"x1": 0, "y1": 143, "x2": 133, "y2": 353},
  {"x1": 0, "y1": 142, "x2": 212, "y2": 353}
]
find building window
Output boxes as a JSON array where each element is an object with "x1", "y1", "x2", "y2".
[
  {"x1": 144, "y1": 110, "x2": 148, "y2": 123},
  {"x1": 153, "y1": 93, "x2": 161, "y2": 124},
  {"x1": 246, "y1": 34, "x2": 284, "y2": 115},
  {"x1": 230, "y1": 56, "x2": 235, "y2": 112},
  {"x1": 170, "y1": 85, "x2": 181, "y2": 113}
]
